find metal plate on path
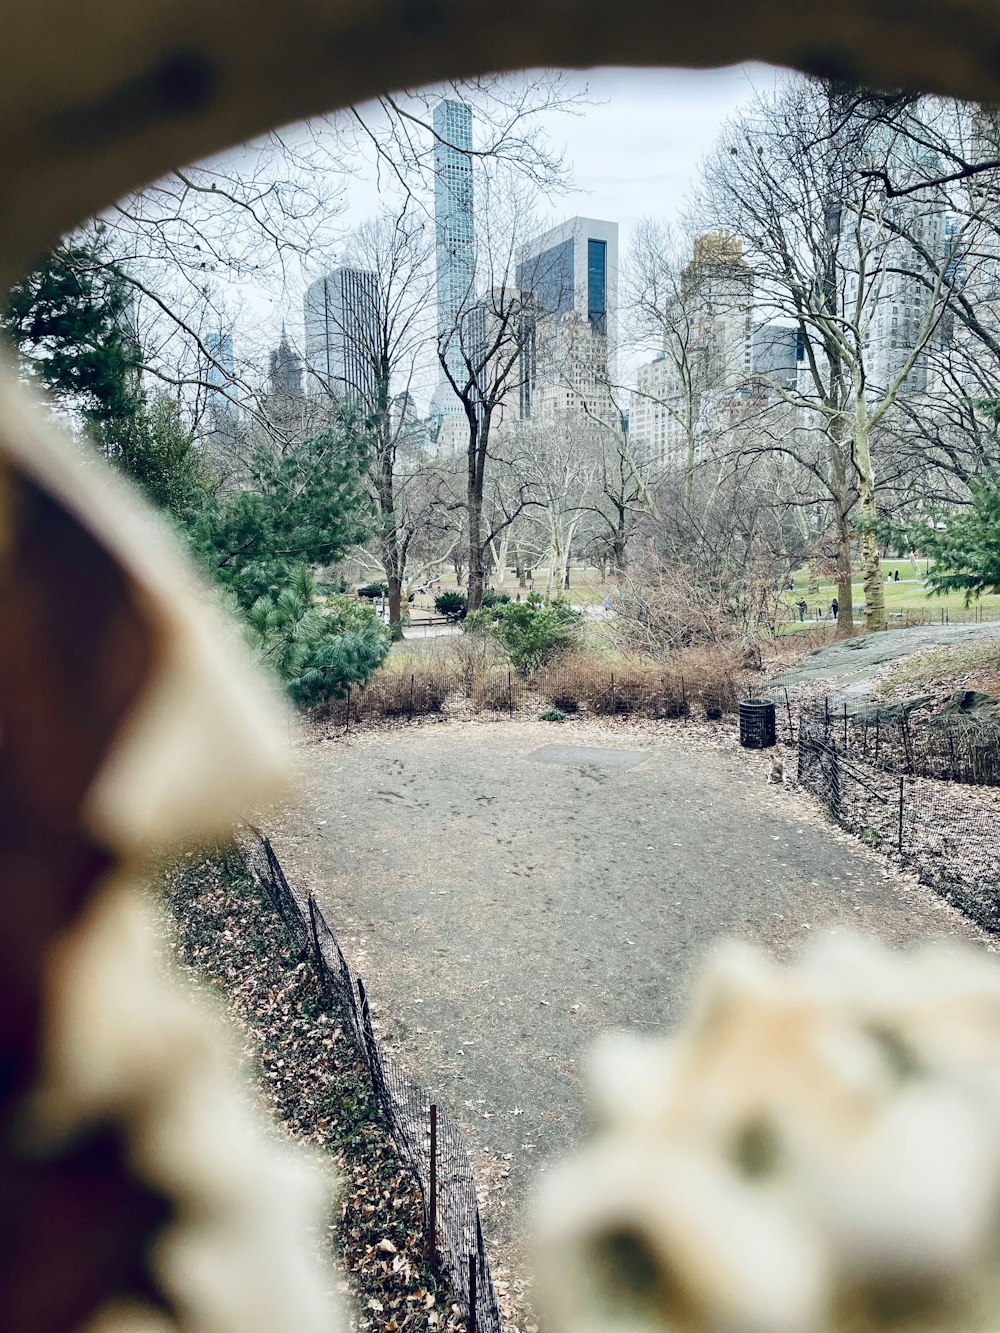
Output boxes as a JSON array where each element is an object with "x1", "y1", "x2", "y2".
[{"x1": 527, "y1": 744, "x2": 650, "y2": 769}]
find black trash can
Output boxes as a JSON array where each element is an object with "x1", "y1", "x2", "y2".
[{"x1": 739, "y1": 698, "x2": 777, "y2": 749}]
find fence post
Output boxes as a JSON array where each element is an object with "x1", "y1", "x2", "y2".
[
  {"x1": 874, "y1": 716, "x2": 881, "y2": 765},
  {"x1": 843, "y1": 703, "x2": 848, "y2": 752},
  {"x1": 824, "y1": 695, "x2": 830, "y2": 741},
  {"x1": 784, "y1": 687, "x2": 794, "y2": 745},
  {"x1": 508, "y1": 669, "x2": 513, "y2": 717},
  {"x1": 345, "y1": 684, "x2": 351, "y2": 735},
  {"x1": 611, "y1": 671, "x2": 617, "y2": 713},
  {"x1": 468, "y1": 1253, "x2": 477, "y2": 1333},
  {"x1": 680, "y1": 676, "x2": 686, "y2": 716},
  {"x1": 897, "y1": 775, "x2": 905, "y2": 853},
  {"x1": 409, "y1": 673, "x2": 415, "y2": 721},
  {"x1": 428, "y1": 1104, "x2": 437, "y2": 1273},
  {"x1": 901, "y1": 716, "x2": 914, "y2": 773},
  {"x1": 307, "y1": 892, "x2": 324, "y2": 977}
]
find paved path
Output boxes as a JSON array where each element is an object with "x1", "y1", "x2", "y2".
[
  {"x1": 778, "y1": 622, "x2": 1000, "y2": 699},
  {"x1": 273, "y1": 718, "x2": 984, "y2": 1260}
]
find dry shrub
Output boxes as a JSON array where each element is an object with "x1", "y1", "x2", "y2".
[
  {"x1": 538, "y1": 657, "x2": 690, "y2": 719},
  {"x1": 674, "y1": 643, "x2": 743, "y2": 718},
  {"x1": 447, "y1": 629, "x2": 503, "y2": 691},
  {"x1": 470, "y1": 671, "x2": 516, "y2": 713},
  {"x1": 537, "y1": 648, "x2": 743, "y2": 721},
  {"x1": 610, "y1": 565, "x2": 730, "y2": 655},
  {"x1": 374, "y1": 667, "x2": 451, "y2": 717}
]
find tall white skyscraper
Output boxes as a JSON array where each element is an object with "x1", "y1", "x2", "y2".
[
  {"x1": 431, "y1": 99, "x2": 474, "y2": 422},
  {"x1": 303, "y1": 268, "x2": 379, "y2": 411}
]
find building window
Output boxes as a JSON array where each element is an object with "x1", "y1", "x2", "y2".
[{"x1": 588, "y1": 238, "x2": 607, "y2": 336}]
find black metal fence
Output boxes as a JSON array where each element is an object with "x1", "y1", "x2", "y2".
[
  {"x1": 797, "y1": 699, "x2": 1000, "y2": 931},
  {"x1": 243, "y1": 829, "x2": 500, "y2": 1333},
  {"x1": 780, "y1": 602, "x2": 1000, "y2": 629}
]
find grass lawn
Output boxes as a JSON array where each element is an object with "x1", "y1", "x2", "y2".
[
  {"x1": 415, "y1": 567, "x2": 615, "y2": 609},
  {"x1": 878, "y1": 639, "x2": 1000, "y2": 696},
  {"x1": 787, "y1": 558, "x2": 1000, "y2": 620}
]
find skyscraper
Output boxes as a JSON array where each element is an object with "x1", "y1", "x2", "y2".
[
  {"x1": 681, "y1": 232, "x2": 753, "y2": 386},
  {"x1": 517, "y1": 216, "x2": 619, "y2": 352},
  {"x1": 431, "y1": 99, "x2": 474, "y2": 417},
  {"x1": 628, "y1": 234, "x2": 753, "y2": 465},
  {"x1": 204, "y1": 330, "x2": 239, "y2": 458},
  {"x1": 268, "y1": 325, "x2": 302, "y2": 397},
  {"x1": 516, "y1": 216, "x2": 619, "y2": 420},
  {"x1": 303, "y1": 268, "x2": 379, "y2": 411},
  {"x1": 205, "y1": 331, "x2": 234, "y2": 410}
]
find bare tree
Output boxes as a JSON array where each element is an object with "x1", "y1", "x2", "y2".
[
  {"x1": 697, "y1": 79, "x2": 969, "y2": 631},
  {"x1": 436, "y1": 178, "x2": 544, "y2": 610},
  {"x1": 300, "y1": 207, "x2": 444, "y2": 637}
]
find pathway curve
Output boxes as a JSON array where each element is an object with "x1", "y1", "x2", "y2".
[{"x1": 271, "y1": 717, "x2": 986, "y2": 1266}]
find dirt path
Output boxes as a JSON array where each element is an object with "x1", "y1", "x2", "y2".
[{"x1": 269, "y1": 715, "x2": 986, "y2": 1282}]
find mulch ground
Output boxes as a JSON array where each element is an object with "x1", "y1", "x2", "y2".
[{"x1": 160, "y1": 849, "x2": 467, "y2": 1333}]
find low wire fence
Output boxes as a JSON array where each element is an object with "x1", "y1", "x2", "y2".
[
  {"x1": 243, "y1": 829, "x2": 500, "y2": 1333},
  {"x1": 780, "y1": 602, "x2": 1000, "y2": 629},
  {"x1": 797, "y1": 698, "x2": 1000, "y2": 931}
]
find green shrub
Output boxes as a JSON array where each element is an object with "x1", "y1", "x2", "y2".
[
  {"x1": 465, "y1": 600, "x2": 582, "y2": 676},
  {"x1": 357, "y1": 581, "x2": 388, "y2": 599},
  {"x1": 244, "y1": 570, "x2": 390, "y2": 708},
  {"x1": 434, "y1": 590, "x2": 468, "y2": 622},
  {"x1": 482, "y1": 589, "x2": 512, "y2": 608},
  {"x1": 539, "y1": 707, "x2": 568, "y2": 723}
]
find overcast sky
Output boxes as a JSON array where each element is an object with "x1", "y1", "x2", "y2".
[{"x1": 507, "y1": 64, "x2": 773, "y2": 238}]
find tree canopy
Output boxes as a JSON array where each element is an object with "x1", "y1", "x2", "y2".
[
  {"x1": 2, "y1": 241, "x2": 141, "y2": 426},
  {"x1": 909, "y1": 476, "x2": 1000, "y2": 600}
]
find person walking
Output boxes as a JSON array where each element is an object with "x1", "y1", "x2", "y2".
[
  {"x1": 831, "y1": 597, "x2": 839, "y2": 621},
  {"x1": 797, "y1": 597, "x2": 807, "y2": 622}
]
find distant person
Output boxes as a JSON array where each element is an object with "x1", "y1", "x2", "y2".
[
  {"x1": 603, "y1": 596, "x2": 611, "y2": 616},
  {"x1": 797, "y1": 597, "x2": 807, "y2": 622},
  {"x1": 894, "y1": 569, "x2": 900, "y2": 582},
  {"x1": 831, "y1": 597, "x2": 839, "y2": 621}
]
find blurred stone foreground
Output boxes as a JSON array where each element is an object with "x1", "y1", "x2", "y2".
[
  {"x1": 535, "y1": 932, "x2": 1000, "y2": 1333},
  {"x1": 0, "y1": 367, "x2": 348, "y2": 1333},
  {"x1": 6, "y1": 3, "x2": 1000, "y2": 1332}
]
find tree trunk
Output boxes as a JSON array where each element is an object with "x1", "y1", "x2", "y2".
[
  {"x1": 387, "y1": 573, "x2": 403, "y2": 642},
  {"x1": 828, "y1": 421, "x2": 854, "y2": 638},
  {"x1": 467, "y1": 484, "x2": 484, "y2": 610},
  {"x1": 466, "y1": 416, "x2": 488, "y2": 612},
  {"x1": 684, "y1": 432, "x2": 696, "y2": 513},
  {"x1": 854, "y1": 403, "x2": 886, "y2": 633},
  {"x1": 376, "y1": 439, "x2": 405, "y2": 642}
]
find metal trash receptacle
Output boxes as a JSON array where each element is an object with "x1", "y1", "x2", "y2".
[{"x1": 739, "y1": 698, "x2": 776, "y2": 749}]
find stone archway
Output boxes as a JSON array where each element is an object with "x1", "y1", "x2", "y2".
[{"x1": 2, "y1": 0, "x2": 1000, "y2": 289}]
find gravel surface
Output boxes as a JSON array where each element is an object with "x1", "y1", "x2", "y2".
[{"x1": 268, "y1": 714, "x2": 987, "y2": 1298}]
